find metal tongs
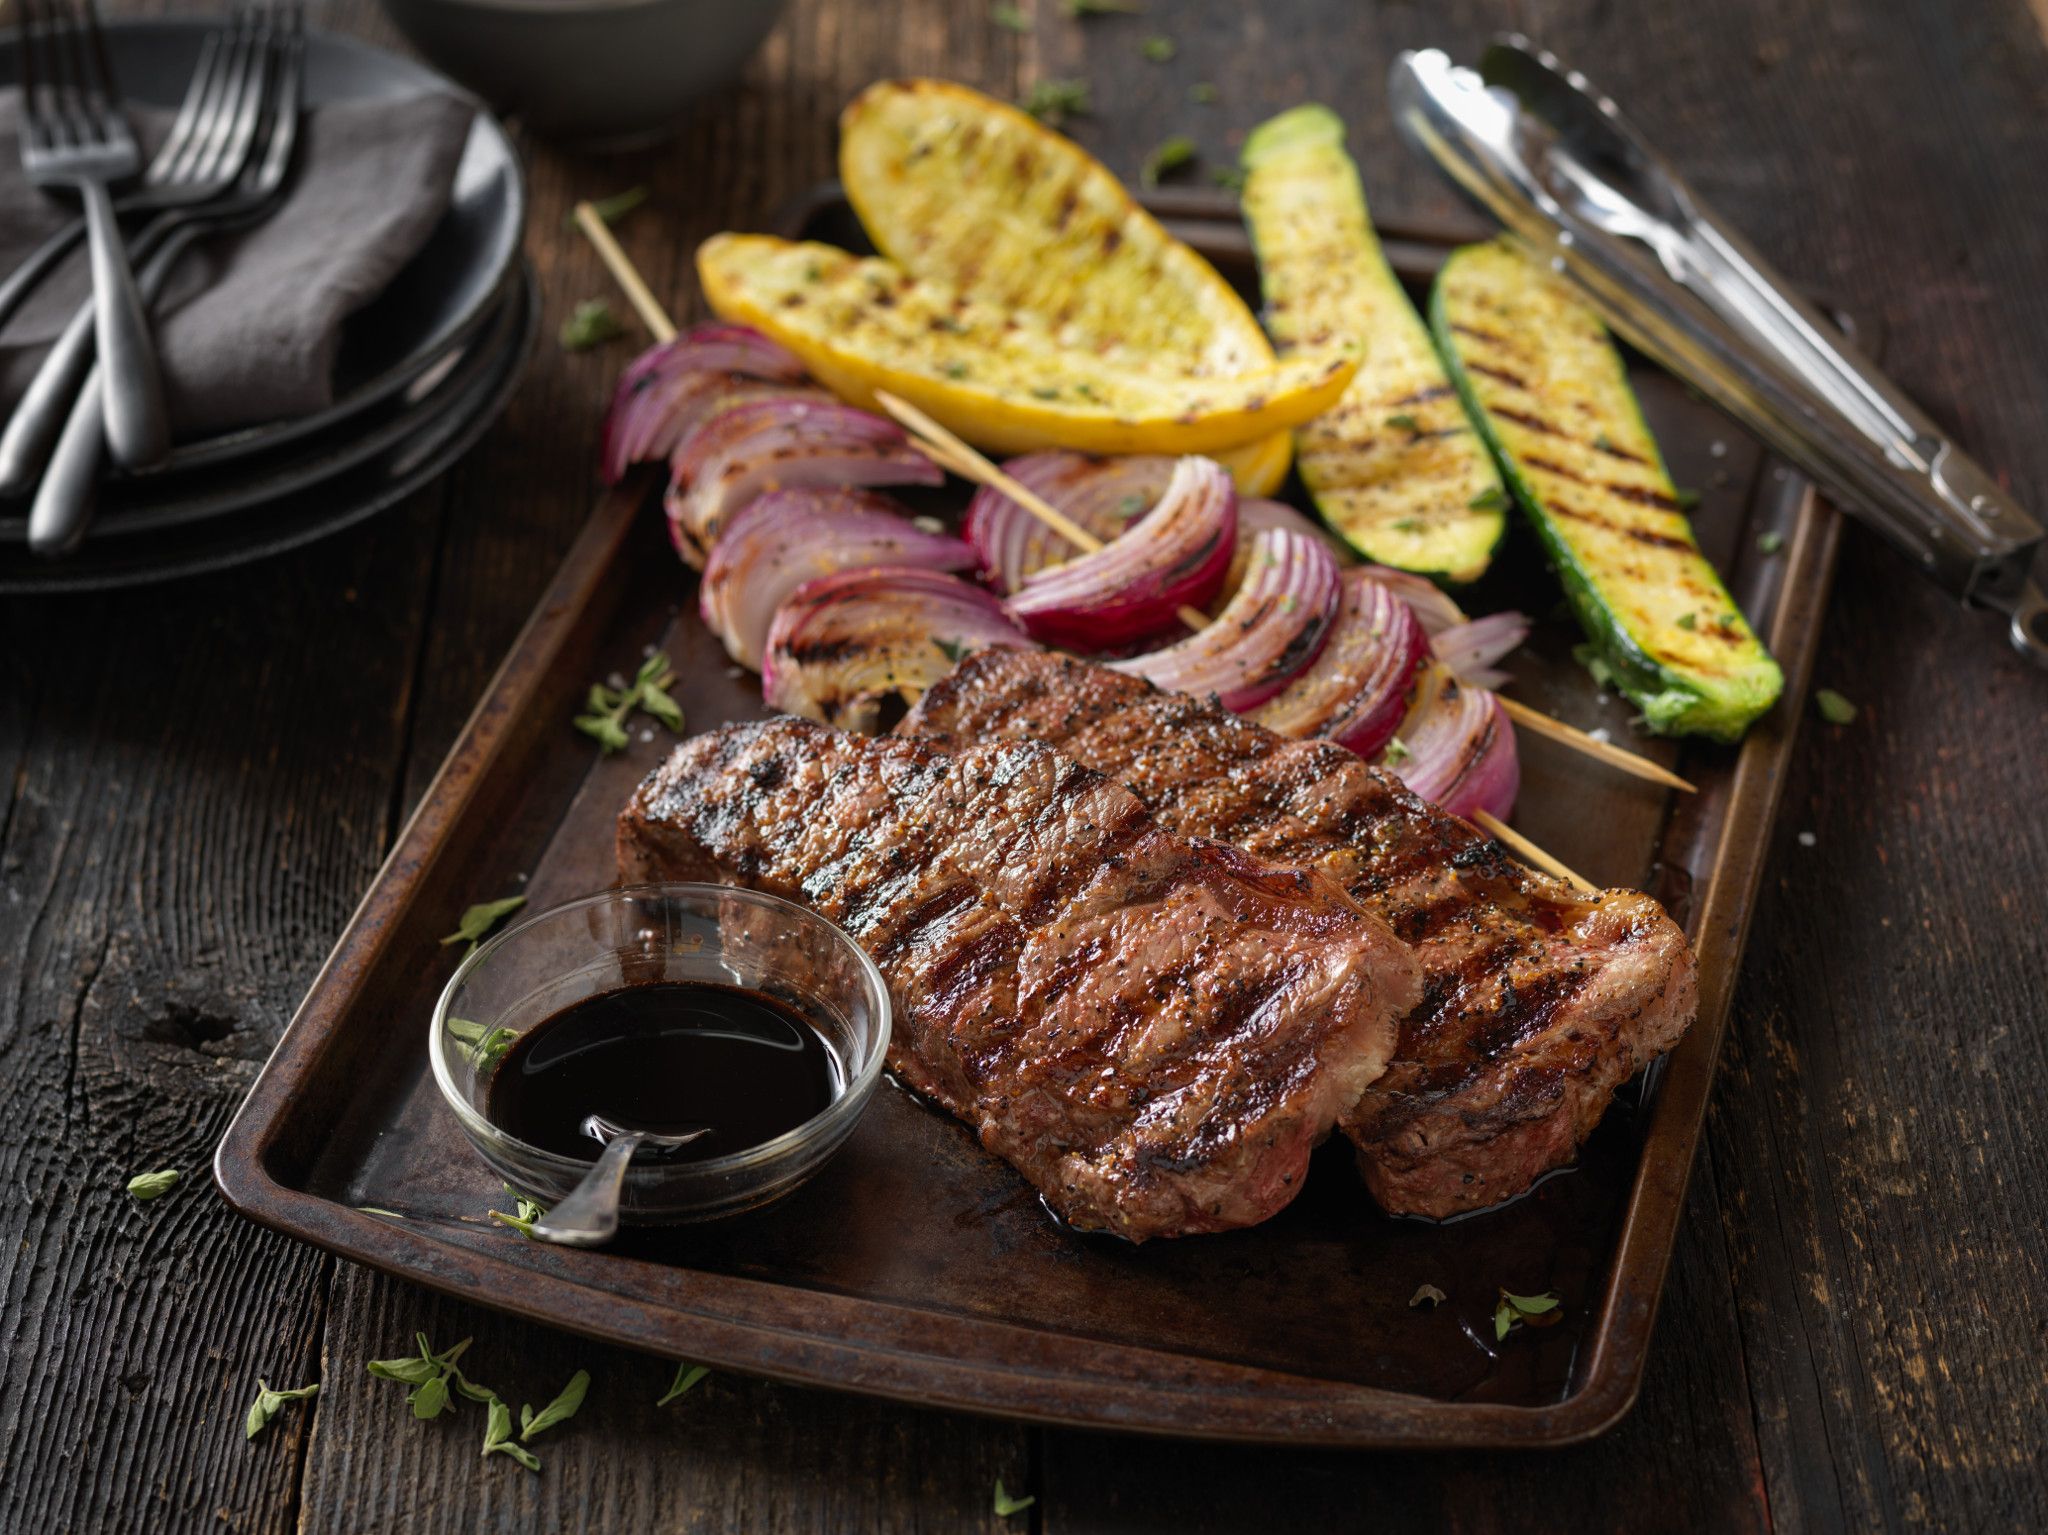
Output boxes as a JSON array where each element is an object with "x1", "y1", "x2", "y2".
[{"x1": 1390, "y1": 37, "x2": 2048, "y2": 668}]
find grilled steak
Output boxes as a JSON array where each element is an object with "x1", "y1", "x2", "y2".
[
  {"x1": 618, "y1": 718, "x2": 1420, "y2": 1241},
  {"x1": 900, "y1": 649, "x2": 1697, "y2": 1219}
]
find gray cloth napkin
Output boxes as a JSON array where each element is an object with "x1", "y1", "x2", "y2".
[{"x1": 0, "y1": 89, "x2": 477, "y2": 440}]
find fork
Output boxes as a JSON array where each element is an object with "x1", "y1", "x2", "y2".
[
  {"x1": 0, "y1": 10, "x2": 273, "y2": 498},
  {"x1": 14, "y1": 0, "x2": 168, "y2": 471},
  {"x1": 27, "y1": 8, "x2": 303, "y2": 556},
  {"x1": 0, "y1": 11, "x2": 263, "y2": 336}
]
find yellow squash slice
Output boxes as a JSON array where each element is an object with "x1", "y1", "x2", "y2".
[
  {"x1": 839, "y1": 78, "x2": 1294, "y2": 494},
  {"x1": 698, "y1": 234, "x2": 1356, "y2": 458}
]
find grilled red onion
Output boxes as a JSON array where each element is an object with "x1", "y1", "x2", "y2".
[
  {"x1": 1430, "y1": 611, "x2": 1531, "y2": 690},
  {"x1": 664, "y1": 398, "x2": 944, "y2": 570},
  {"x1": 966, "y1": 453, "x2": 1177, "y2": 592},
  {"x1": 1003, "y1": 457, "x2": 1237, "y2": 649},
  {"x1": 1249, "y1": 571, "x2": 1428, "y2": 757},
  {"x1": 1217, "y1": 496, "x2": 1355, "y2": 608},
  {"x1": 1356, "y1": 564, "x2": 1468, "y2": 637},
  {"x1": 702, "y1": 490, "x2": 977, "y2": 671},
  {"x1": 1382, "y1": 662, "x2": 1519, "y2": 821},
  {"x1": 1112, "y1": 527, "x2": 1341, "y2": 710},
  {"x1": 763, "y1": 567, "x2": 1038, "y2": 734},
  {"x1": 600, "y1": 324, "x2": 810, "y2": 483}
]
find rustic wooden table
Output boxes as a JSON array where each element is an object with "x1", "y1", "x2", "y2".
[{"x1": 6, "y1": 1, "x2": 2045, "y2": 1529}]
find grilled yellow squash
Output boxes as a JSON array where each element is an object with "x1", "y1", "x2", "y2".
[
  {"x1": 1433, "y1": 240, "x2": 1782, "y2": 740},
  {"x1": 838, "y1": 78, "x2": 1294, "y2": 494},
  {"x1": 1240, "y1": 104, "x2": 1506, "y2": 583},
  {"x1": 698, "y1": 234, "x2": 1356, "y2": 457}
]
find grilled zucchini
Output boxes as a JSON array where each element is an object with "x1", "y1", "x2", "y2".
[
  {"x1": 1240, "y1": 104, "x2": 1506, "y2": 583},
  {"x1": 839, "y1": 78, "x2": 1293, "y2": 495},
  {"x1": 1432, "y1": 240, "x2": 1782, "y2": 740},
  {"x1": 697, "y1": 235, "x2": 1356, "y2": 458}
]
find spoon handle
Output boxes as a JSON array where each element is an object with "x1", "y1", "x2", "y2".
[{"x1": 530, "y1": 1134, "x2": 643, "y2": 1248}]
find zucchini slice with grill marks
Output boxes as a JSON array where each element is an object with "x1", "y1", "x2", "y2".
[
  {"x1": 1432, "y1": 240, "x2": 1782, "y2": 741},
  {"x1": 1239, "y1": 104, "x2": 1506, "y2": 583}
]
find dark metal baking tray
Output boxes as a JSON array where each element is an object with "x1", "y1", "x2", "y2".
[{"x1": 216, "y1": 190, "x2": 1853, "y2": 1447}]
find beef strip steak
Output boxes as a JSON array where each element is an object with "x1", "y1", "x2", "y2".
[
  {"x1": 618, "y1": 717, "x2": 1420, "y2": 1242},
  {"x1": 900, "y1": 649, "x2": 1698, "y2": 1219}
]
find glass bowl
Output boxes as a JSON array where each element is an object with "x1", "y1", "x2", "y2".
[{"x1": 429, "y1": 883, "x2": 890, "y2": 1224}]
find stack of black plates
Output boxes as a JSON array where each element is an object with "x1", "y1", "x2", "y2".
[{"x1": 0, "y1": 22, "x2": 534, "y2": 593}]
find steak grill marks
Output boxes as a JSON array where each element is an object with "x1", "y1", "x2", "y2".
[
  {"x1": 899, "y1": 650, "x2": 1698, "y2": 1219},
  {"x1": 618, "y1": 717, "x2": 1420, "y2": 1242}
]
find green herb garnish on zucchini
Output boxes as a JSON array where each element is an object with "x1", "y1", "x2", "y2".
[
  {"x1": 1432, "y1": 240, "x2": 1783, "y2": 741},
  {"x1": 1240, "y1": 104, "x2": 1506, "y2": 583}
]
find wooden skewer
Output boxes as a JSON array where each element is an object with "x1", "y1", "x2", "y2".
[
  {"x1": 1472, "y1": 811, "x2": 1596, "y2": 892},
  {"x1": 1496, "y1": 696, "x2": 1695, "y2": 793},
  {"x1": 574, "y1": 201, "x2": 677, "y2": 343}
]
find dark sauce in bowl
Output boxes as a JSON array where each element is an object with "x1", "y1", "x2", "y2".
[{"x1": 485, "y1": 981, "x2": 842, "y2": 1163}]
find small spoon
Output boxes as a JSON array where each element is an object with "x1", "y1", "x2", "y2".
[{"x1": 528, "y1": 1115, "x2": 713, "y2": 1248}]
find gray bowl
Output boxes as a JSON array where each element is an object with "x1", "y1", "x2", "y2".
[{"x1": 378, "y1": 0, "x2": 789, "y2": 147}]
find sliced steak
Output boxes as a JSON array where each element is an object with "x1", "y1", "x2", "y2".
[
  {"x1": 900, "y1": 649, "x2": 1697, "y2": 1219},
  {"x1": 618, "y1": 718, "x2": 1420, "y2": 1242}
]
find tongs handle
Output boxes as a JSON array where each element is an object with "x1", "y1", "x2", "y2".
[{"x1": 1390, "y1": 39, "x2": 2048, "y2": 669}]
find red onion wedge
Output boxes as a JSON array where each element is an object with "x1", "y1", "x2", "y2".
[
  {"x1": 966, "y1": 453, "x2": 1177, "y2": 592},
  {"x1": 1112, "y1": 526, "x2": 1341, "y2": 711},
  {"x1": 1430, "y1": 610, "x2": 1531, "y2": 690},
  {"x1": 701, "y1": 490, "x2": 977, "y2": 671},
  {"x1": 1249, "y1": 570, "x2": 1428, "y2": 758},
  {"x1": 600, "y1": 324, "x2": 810, "y2": 483},
  {"x1": 1003, "y1": 457, "x2": 1238, "y2": 649},
  {"x1": 763, "y1": 567, "x2": 1038, "y2": 734},
  {"x1": 1380, "y1": 662, "x2": 1519, "y2": 821},
  {"x1": 663, "y1": 398, "x2": 944, "y2": 570}
]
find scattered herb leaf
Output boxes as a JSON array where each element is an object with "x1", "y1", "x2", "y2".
[
  {"x1": 560, "y1": 299, "x2": 625, "y2": 352},
  {"x1": 1672, "y1": 486, "x2": 1702, "y2": 510},
  {"x1": 1386, "y1": 412, "x2": 1420, "y2": 433},
  {"x1": 658, "y1": 1362, "x2": 711, "y2": 1406},
  {"x1": 1815, "y1": 688, "x2": 1857, "y2": 725},
  {"x1": 566, "y1": 186, "x2": 648, "y2": 231},
  {"x1": 1593, "y1": 431, "x2": 1614, "y2": 451},
  {"x1": 943, "y1": 360, "x2": 970, "y2": 379},
  {"x1": 1061, "y1": 0, "x2": 1140, "y2": 13},
  {"x1": 519, "y1": 1369, "x2": 591, "y2": 1443},
  {"x1": 482, "y1": 1394, "x2": 541, "y2": 1472},
  {"x1": 1492, "y1": 1289, "x2": 1563, "y2": 1341},
  {"x1": 1029, "y1": 384, "x2": 1061, "y2": 400},
  {"x1": 994, "y1": 1478, "x2": 1037, "y2": 1517},
  {"x1": 1468, "y1": 485, "x2": 1508, "y2": 512},
  {"x1": 933, "y1": 637, "x2": 971, "y2": 665},
  {"x1": 1381, "y1": 736, "x2": 1412, "y2": 766},
  {"x1": 356, "y1": 1206, "x2": 406, "y2": 1219},
  {"x1": 488, "y1": 1190, "x2": 547, "y2": 1239},
  {"x1": 1020, "y1": 78, "x2": 1090, "y2": 126},
  {"x1": 1141, "y1": 33, "x2": 1174, "y2": 61},
  {"x1": 990, "y1": 1, "x2": 1032, "y2": 30},
  {"x1": 446, "y1": 1017, "x2": 519, "y2": 1070},
  {"x1": 440, "y1": 896, "x2": 528, "y2": 955},
  {"x1": 1676, "y1": 612, "x2": 1698, "y2": 631},
  {"x1": 126, "y1": 1168, "x2": 180, "y2": 1202},
  {"x1": 1757, "y1": 529, "x2": 1785, "y2": 555},
  {"x1": 575, "y1": 653, "x2": 683, "y2": 754},
  {"x1": 1392, "y1": 518, "x2": 1423, "y2": 533},
  {"x1": 1408, "y1": 1283, "x2": 1447, "y2": 1309},
  {"x1": 1141, "y1": 135, "x2": 1196, "y2": 188},
  {"x1": 1116, "y1": 493, "x2": 1147, "y2": 520},
  {"x1": 245, "y1": 1380, "x2": 319, "y2": 1441},
  {"x1": 1189, "y1": 81, "x2": 1218, "y2": 104},
  {"x1": 1209, "y1": 165, "x2": 1245, "y2": 192}
]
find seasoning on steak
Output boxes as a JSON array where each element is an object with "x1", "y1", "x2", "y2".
[
  {"x1": 617, "y1": 717, "x2": 1421, "y2": 1242},
  {"x1": 900, "y1": 649, "x2": 1698, "y2": 1219}
]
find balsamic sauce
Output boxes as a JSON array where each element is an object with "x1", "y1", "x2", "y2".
[{"x1": 486, "y1": 981, "x2": 841, "y2": 1163}]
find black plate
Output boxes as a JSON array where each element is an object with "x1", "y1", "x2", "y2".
[
  {"x1": 0, "y1": 19, "x2": 525, "y2": 478},
  {"x1": 0, "y1": 264, "x2": 538, "y2": 594}
]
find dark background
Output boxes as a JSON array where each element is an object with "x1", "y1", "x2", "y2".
[{"x1": 4, "y1": 1, "x2": 2045, "y2": 1530}]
